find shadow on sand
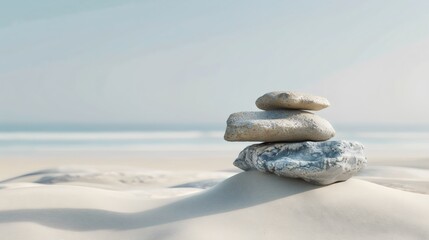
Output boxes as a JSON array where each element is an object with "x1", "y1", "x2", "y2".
[{"x1": 0, "y1": 171, "x2": 320, "y2": 231}]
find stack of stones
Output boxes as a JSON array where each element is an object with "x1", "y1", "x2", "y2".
[{"x1": 224, "y1": 91, "x2": 367, "y2": 185}]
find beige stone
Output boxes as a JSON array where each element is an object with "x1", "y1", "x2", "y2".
[
  {"x1": 224, "y1": 110, "x2": 335, "y2": 142},
  {"x1": 255, "y1": 91, "x2": 330, "y2": 111}
]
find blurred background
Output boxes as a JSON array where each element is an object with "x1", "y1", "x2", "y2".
[{"x1": 1, "y1": 0, "x2": 429, "y2": 162}]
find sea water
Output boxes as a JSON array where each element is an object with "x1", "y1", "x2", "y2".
[{"x1": 0, "y1": 124, "x2": 428, "y2": 158}]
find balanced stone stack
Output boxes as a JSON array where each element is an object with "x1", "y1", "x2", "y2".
[{"x1": 224, "y1": 91, "x2": 367, "y2": 185}]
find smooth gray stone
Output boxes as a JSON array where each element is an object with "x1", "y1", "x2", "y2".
[
  {"x1": 233, "y1": 141, "x2": 366, "y2": 185},
  {"x1": 224, "y1": 110, "x2": 335, "y2": 142},
  {"x1": 256, "y1": 91, "x2": 330, "y2": 111}
]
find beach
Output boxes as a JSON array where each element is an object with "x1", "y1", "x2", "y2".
[
  {"x1": 3, "y1": 1, "x2": 429, "y2": 239},
  {"x1": 0, "y1": 129, "x2": 428, "y2": 239}
]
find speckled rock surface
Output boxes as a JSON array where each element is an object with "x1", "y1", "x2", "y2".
[
  {"x1": 256, "y1": 91, "x2": 330, "y2": 111},
  {"x1": 224, "y1": 110, "x2": 335, "y2": 142},
  {"x1": 233, "y1": 140, "x2": 366, "y2": 185}
]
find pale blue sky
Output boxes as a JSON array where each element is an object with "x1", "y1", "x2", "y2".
[{"x1": 1, "y1": 0, "x2": 429, "y2": 126}]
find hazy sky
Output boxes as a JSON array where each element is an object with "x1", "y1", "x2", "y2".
[{"x1": 1, "y1": 0, "x2": 429, "y2": 126}]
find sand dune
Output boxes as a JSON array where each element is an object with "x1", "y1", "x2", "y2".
[
  {"x1": 0, "y1": 166, "x2": 235, "y2": 191},
  {"x1": 0, "y1": 170, "x2": 428, "y2": 239}
]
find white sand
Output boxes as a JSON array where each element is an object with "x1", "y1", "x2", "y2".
[{"x1": 0, "y1": 151, "x2": 428, "y2": 239}]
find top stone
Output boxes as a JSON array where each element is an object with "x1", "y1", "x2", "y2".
[{"x1": 255, "y1": 91, "x2": 330, "y2": 111}]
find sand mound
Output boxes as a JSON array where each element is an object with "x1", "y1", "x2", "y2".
[
  {"x1": 0, "y1": 170, "x2": 428, "y2": 239},
  {"x1": 0, "y1": 167, "x2": 234, "y2": 190}
]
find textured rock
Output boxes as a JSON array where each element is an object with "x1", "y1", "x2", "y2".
[
  {"x1": 256, "y1": 91, "x2": 330, "y2": 111},
  {"x1": 224, "y1": 110, "x2": 335, "y2": 142},
  {"x1": 233, "y1": 140, "x2": 366, "y2": 185}
]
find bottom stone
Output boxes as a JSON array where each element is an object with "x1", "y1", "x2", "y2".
[{"x1": 233, "y1": 140, "x2": 367, "y2": 185}]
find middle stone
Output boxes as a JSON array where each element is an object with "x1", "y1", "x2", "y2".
[{"x1": 224, "y1": 110, "x2": 335, "y2": 142}]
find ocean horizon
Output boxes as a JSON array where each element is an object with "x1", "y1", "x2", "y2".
[{"x1": 1, "y1": 124, "x2": 428, "y2": 157}]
